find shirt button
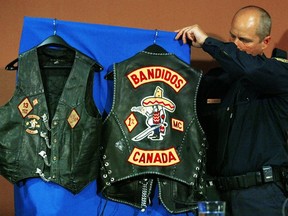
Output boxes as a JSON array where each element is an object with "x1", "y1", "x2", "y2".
[
  {"x1": 53, "y1": 121, "x2": 58, "y2": 126},
  {"x1": 53, "y1": 156, "x2": 57, "y2": 161},
  {"x1": 53, "y1": 139, "x2": 57, "y2": 143}
]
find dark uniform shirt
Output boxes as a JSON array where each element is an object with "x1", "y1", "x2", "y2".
[{"x1": 199, "y1": 37, "x2": 288, "y2": 177}]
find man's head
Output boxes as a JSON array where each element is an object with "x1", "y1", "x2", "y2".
[{"x1": 229, "y1": 5, "x2": 272, "y2": 56}]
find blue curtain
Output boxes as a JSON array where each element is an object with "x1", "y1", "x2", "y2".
[{"x1": 14, "y1": 17, "x2": 194, "y2": 216}]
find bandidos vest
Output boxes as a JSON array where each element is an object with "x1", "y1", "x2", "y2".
[{"x1": 99, "y1": 45, "x2": 207, "y2": 213}]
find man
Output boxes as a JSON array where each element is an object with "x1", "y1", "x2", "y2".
[{"x1": 175, "y1": 5, "x2": 288, "y2": 216}]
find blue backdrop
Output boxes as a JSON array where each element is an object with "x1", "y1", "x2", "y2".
[{"x1": 14, "y1": 16, "x2": 194, "y2": 216}]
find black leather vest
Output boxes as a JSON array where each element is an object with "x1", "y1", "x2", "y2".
[
  {"x1": 0, "y1": 46, "x2": 102, "y2": 193},
  {"x1": 99, "y1": 45, "x2": 207, "y2": 213}
]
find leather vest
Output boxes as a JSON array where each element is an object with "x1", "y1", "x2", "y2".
[
  {"x1": 99, "y1": 45, "x2": 207, "y2": 213},
  {"x1": 0, "y1": 46, "x2": 102, "y2": 194}
]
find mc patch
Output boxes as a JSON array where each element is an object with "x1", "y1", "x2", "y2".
[{"x1": 171, "y1": 118, "x2": 184, "y2": 132}]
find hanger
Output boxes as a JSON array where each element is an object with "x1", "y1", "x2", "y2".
[
  {"x1": 37, "y1": 19, "x2": 73, "y2": 51},
  {"x1": 5, "y1": 58, "x2": 18, "y2": 70},
  {"x1": 5, "y1": 34, "x2": 80, "y2": 70},
  {"x1": 36, "y1": 34, "x2": 76, "y2": 70},
  {"x1": 104, "y1": 65, "x2": 114, "y2": 80},
  {"x1": 6, "y1": 19, "x2": 75, "y2": 71},
  {"x1": 104, "y1": 29, "x2": 166, "y2": 80},
  {"x1": 36, "y1": 18, "x2": 77, "y2": 69},
  {"x1": 36, "y1": 18, "x2": 67, "y2": 48},
  {"x1": 143, "y1": 29, "x2": 167, "y2": 53},
  {"x1": 144, "y1": 43, "x2": 167, "y2": 53},
  {"x1": 37, "y1": 35, "x2": 72, "y2": 49}
]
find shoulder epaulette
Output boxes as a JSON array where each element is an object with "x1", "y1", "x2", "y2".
[{"x1": 273, "y1": 57, "x2": 288, "y2": 63}]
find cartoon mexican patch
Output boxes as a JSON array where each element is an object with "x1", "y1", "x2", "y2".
[{"x1": 131, "y1": 86, "x2": 176, "y2": 141}]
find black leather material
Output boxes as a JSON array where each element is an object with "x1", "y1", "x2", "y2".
[
  {"x1": 0, "y1": 47, "x2": 102, "y2": 194},
  {"x1": 99, "y1": 47, "x2": 207, "y2": 213}
]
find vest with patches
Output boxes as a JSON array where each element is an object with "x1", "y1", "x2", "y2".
[
  {"x1": 99, "y1": 46, "x2": 207, "y2": 213},
  {"x1": 0, "y1": 46, "x2": 102, "y2": 194}
]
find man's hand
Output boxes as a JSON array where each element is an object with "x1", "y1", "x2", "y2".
[{"x1": 175, "y1": 25, "x2": 208, "y2": 48}]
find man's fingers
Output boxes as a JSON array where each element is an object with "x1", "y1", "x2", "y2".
[
  {"x1": 174, "y1": 28, "x2": 186, "y2": 40},
  {"x1": 174, "y1": 26, "x2": 196, "y2": 44},
  {"x1": 175, "y1": 26, "x2": 189, "y2": 36}
]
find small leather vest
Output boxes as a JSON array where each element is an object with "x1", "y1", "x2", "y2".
[
  {"x1": 0, "y1": 46, "x2": 102, "y2": 193},
  {"x1": 99, "y1": 45, "x2": 207, "y2": 213}
]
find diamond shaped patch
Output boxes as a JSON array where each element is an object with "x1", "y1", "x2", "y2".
[
  {"x1": 18, "y1": 97, "x2": 33, "y2": 118},
  {"x1": 125, "y1": 113, "x2": 138, "y2": 132},
  {"x1": 67, "y1": 109, "x2": 80, "y2": 129}
]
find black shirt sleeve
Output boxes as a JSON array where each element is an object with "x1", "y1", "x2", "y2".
[{"x1": 202, "y1": 37, "x2": 288, "y2": 95}]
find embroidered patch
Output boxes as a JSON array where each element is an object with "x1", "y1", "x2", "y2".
[
  {"x1": 171, "y1": 118, "x2": 184, "y2": 132},
  {"x1": 33, "y1": 98, "x2": 39, "y2": 106},
  {"x1": 18, "y1": 97, "x2": 33, "y2": 118},
  {"x1": 25, "y1": 114, "x2": 41, "y2": 134},
  {"x1": 67, "y1": 109, "x2": 80, "y2": 129},
  {"x1": 128, "y1": 147, "x2": 180, "y2": 166},
  {"x1": 125, "y1": 113, "x2": 138, "y2": 132},
  {"x1": 131, "y1": 86, "x2": 176, "y2": 141},
  {"x1": 127, "y1": 66, "x2": 187, "y2": 92}
]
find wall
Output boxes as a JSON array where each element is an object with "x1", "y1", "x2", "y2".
[{"x1": 0, "y1": 0, "x2": 287, "y2": 215}]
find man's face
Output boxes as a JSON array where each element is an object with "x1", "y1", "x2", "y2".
[{"x1": 228, "y1": 10, "x2": 270, "y2": 56}]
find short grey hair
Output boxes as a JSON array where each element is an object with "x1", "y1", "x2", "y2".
[{"x1": 237, "y1": 5, "x2": 272, "y2": 41}]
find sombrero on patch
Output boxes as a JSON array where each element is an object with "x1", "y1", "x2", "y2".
[{"x1": 142, "y1": 86, "x2": 176, "y2": 112}]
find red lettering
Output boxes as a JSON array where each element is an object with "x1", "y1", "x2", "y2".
[
  {"x1": 169, "y1": 151, "x2": 177, "y2": 162},
  {"x1": 161, "y1": 153, "x2": 168, "y2": 163},
  {"x1": 130, "y1": 74, "x2": 140, "y2": 85},
  {"x1": 155, "y1": 68, "x2": 161, "y2": 78},
  {"x1": 164, "y1": 70, "x2": 172, "y2": 81},
  {"x1": 133, "y1": 151, "x2": 140, "y2": 161},
  {"x1": 23, "y1": 102, "x2": 29, "y2": 108},
  {"x1": 139, "y1": 71, "x2": 148, "y2": 82},
  {"x1": 161, "y1": 69, "x2": 165, "y2": 79},
  {"x1": 154, "y1": 153, "x2": 161, "y2": 163},
  {"x1": 173, "y1": 121, "x2": 179, "y2": 128},
  {"x1": 139, "y1": 153, "x2": 146, "y2": 163},
  {"x1": 146, "y1": 152, "x2": 153, "y2": 163},
  {"x1": 170, "y1": 74, "x2": 178, "y2": 84},
  {"x1": 175, "y1": 78, "x2": 184, "y2": 89},
  {"x1": 128, "y1": 147, "x2": 180, "y2": 166},
  {"x1": 147, "y1": 69, "x2": 155, "y2": 79}
]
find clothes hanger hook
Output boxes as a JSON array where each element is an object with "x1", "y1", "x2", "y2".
[
  {"x1": 153, "y1": 29, "x2": 158, "y2": 44},
  {"x1": 53, "y1": 18, "x2": 57, "y2": 35}
]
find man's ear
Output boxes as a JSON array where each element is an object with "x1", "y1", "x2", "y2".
[
  {"x1": 263, "y1": 35, "x2": 271, "y2": 44},
  {"x1": 261, "y1": 35, "x2": 271, "y2": 50}
]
